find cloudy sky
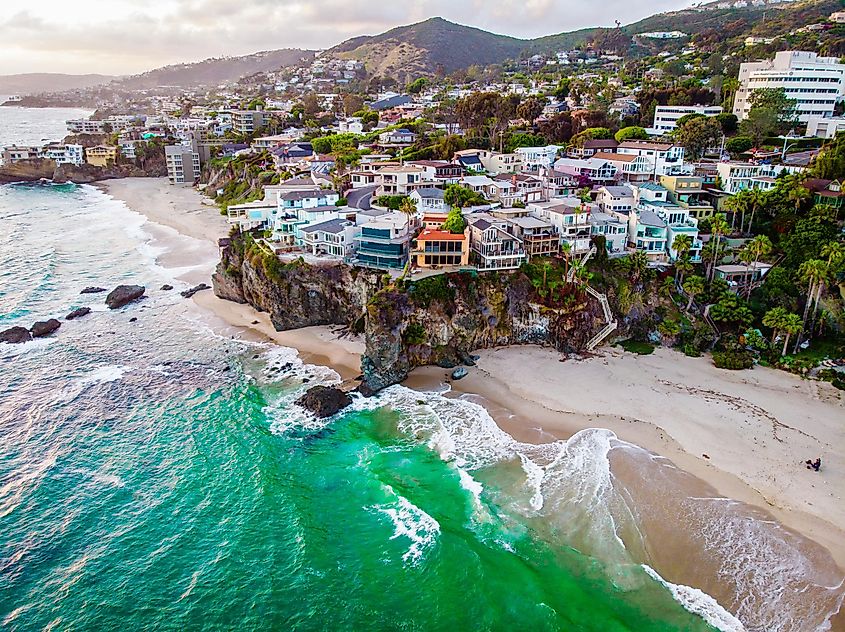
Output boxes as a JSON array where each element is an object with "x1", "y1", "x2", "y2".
[{"x1": 0, "y1": 0, "x2": 694, "y2": 76}]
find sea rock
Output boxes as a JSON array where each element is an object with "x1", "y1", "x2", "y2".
[
  {"x1": 160, "y1": 284, "x2": 174, "y2": 291},
  {"x1": 80, "y1": 287, "x2": 107, "y2": 294},
  {"x1": 30, "y1": 319, "x2": 61, "y2": 338},
  {"x1": 0, "y1": 326, "x2": 33, "y2": 344},
  {"x1": 106, "y1": 285, "x2": 145, "y2": 309},
  {"x1": 65, "y1": 307, "x2": 91, "y2": 320},
  {"x1": 180, "y1": 283, "x2": 210, "y2": 299},
  {"x1": 295, "y1": 386, "x2": 352, "y2": 418},
  {"x1": 451, "y1": 367, "x2": 468, "y2": 380}
]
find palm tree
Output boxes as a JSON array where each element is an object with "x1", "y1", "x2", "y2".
[
  {"x1": 796, "y1": 259, "x2": 829, "y2": 352},
  {"x1": 672, "y1": 234, "x2": 692, "y2": 283},
  {"x1": 763, "y1": 307, "x2": 788, "y2": 344},
  {"x1": 708, "y1": 213, "x2": 730, "y2": 282},
  {"x1": 561, "y1": 241, "x2": 572, "y2": 280},
  {"x1": 743, "y1": 234, "x2": 772, "y2": 299},
  {"x1": 781, "y1": 313, "x2": 803, "y2": 357},
  {"x1": 682, "y1": 275, "x2": 705, "y2": 311},
  {"x1": 786, "y1": 183, "x2": 811, "y2": 214},
  {"x1": 745, "y1": 188, "x2": 766, "y2": 235},
  {"x1": 628, "y1": 250, "x2": 649, "y2": 284},
  {"x1": 399, "y1": 197, "x2": 417, "y2": 232},
  {"x1": 723, "y1": 193, "x2": 746, "y2": 234}
]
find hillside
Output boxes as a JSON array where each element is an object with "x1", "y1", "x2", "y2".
[
  {"x1": 114, "y1": 49, "x2": 317, "y2": 90},
  {"x1": 329, "y1": 17, "x2": 527, "y2": 83},
  {"x1": 0, "y1": 73, "x2": 116, "y2": 95}
]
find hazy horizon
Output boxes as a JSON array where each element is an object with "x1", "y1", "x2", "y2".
[{"x1": 0, "y1": 0, "x2": 696, "y2": 76}]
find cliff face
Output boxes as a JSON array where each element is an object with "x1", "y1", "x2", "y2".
[
  {"x1": 213, "y1": 235, "x2": 611, "y2": 392},
  {"x1": 0, "y1": 158, "x2": 166, "y2": 185}
]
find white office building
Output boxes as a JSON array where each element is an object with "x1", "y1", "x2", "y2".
[
  {"x1": 651, "y1": 105, "x2": 723, "y2": 134},
  {"x1": 733, "y1": 51, "x2": 845, "y2": 123},
  {"x1": 806, "y1": 115, "x2": 845, "y2": 139}
]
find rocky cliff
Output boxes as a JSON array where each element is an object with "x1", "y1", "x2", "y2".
[
  {"x1": 0, "y1": 154, "x2": 166, "y2": 185},
  {"x1": 213, "y1": 234, "x2": 615, "y2": 392}
]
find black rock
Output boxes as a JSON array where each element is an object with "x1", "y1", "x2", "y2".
[
  {"x1": 451, "y1": 367, "x2": 469, "y2": 380},
  {"x1": 129, "y1": 317, "x2": 138, "y2": 323},
  {"x1": 435, "y1": 358, "x2": 458, "y2": 369},
  {"x1": 80, "y1": 287, "x2": 107, "y2": 294},
  {"x1": 160, "y1": 284, "x2": 174, "y2": 291},
  {"x1": 295, "y1": 386, "x2": 352, "y2": 418},
  {"x1": 65, "y1": 307, "x2": 91, "y2": 320},
  {"x1": 30, "y1": 319, "x2": 61, "y2": 338},
  {"x1": 0, "y1": 326, "x2": 33, "y2": 344},
  {"x1": 180, "y1": 283, "x2": 210, "y2": 299},
  {"x1": 105, "y1": 285, "x2": 145, "y2": 309}
]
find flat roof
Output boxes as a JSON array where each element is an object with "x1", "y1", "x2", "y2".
[{"x1": 416, "y1": 229, "x2": 467, "y2": 241}]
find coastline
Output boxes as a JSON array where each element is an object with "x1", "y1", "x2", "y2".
[{"x1": 100, "y1": 177, "x2": 845, "y2": 574}]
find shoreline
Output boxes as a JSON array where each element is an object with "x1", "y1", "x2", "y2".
[{"x1": 100, "y1": 177, "x2": 845, "y2": 576}]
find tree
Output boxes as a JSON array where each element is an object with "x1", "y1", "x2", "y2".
[
  {"x1": 780, "y1": 313, "x2": 804, "y2": 357},
  {"x1": 748, "y1": 87, "x2": 797, "y2": 133},
  {"x1": 614, "y1": 126, "x2": 648, "y2": 143},
  {"x1": 796, "y1": 259, "x2": 829, "y2": 351},
  {"x1": 715, "y1": 113, "x2": 738, "y2": 135},
  {"x1": 672, "y1": 234, "x2": 693, "y2": 282},
  {"x1": 707, "y1": 213, "x2": 730, "y2": 281},
  {"x1": 683, "y1": 275, "x2": 705, "y2": 311},
  {"x1": 674, "y1": 117, "x2": 723, "y2": 161},
  {"x1": 570, "y1": 127, "x2": 613, "y2": 147},
  {"x1": 725, "y1": 136, "x2": 753, "y2": 155},
  {"x1": 342, "y1": 94, "x2": 364, "y2": 116},
  {"x1": 506, "y1": 132, "x2": 547, "y2": 153},
  {"x1": 710, "y1": 294, "x2": 754, "y2": 330},
  {"x1": 517, "y1": 96, "x2": 545, "y2": 124},
  {"x1": 301, "y1": 93, "x2": 321, "y2": 117},
  {"x1": 739, "y1": 108, "x2": 779, "y2": 148},
  {"x1": 553, "y1": 78, "x2": 571, "y2": 100},
  {"x1": 675, "y1": 113, "x2": 706, "y2": 128},
  {"x1": 537, "y1": 112, "x2": 573, "y2": 144},
  {"x1": 627, "y1": 250, "x2": 650, "y2": 284},
  {"x1": 444, "y1": 183, "x2": 486, "y2": 208},
  {"x1": 407, "y1": 78, "x2": 428, "y2": 94},
  {"x1": 441, "y1": 207, "x2": 467, "y2": 234},
  {"x1": 786, "y1": 184, "x2": 811, "y2": 213},
  {"x1": 744, "y1": 188, "x2": 767, "y2": 235},
  {"x1": 810, "y1": 130, "x2": 845, "y2": 180},
  {"x1": 763, "y1": 307, "x2": 788, "y2": 343},
  {"x1": 399, "y1": 197, "x2": 417, "y2": 232}
]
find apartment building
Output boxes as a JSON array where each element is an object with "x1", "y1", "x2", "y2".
[
  {"x1": 230, "y1": 109, "x2": 270, "y2": 135},
  {"x1": 165, "y1": 143, "x2": 201, "y2": 185},
  {"x1": 42, "y1": 143, "x2": 84, "y2": 166},
  {"x1": 651, "y1": 105, "x2": 723, "y2": 134},
  {"x1": 0, "y1": 145, "x2": 40, "y2": 165},
  {"x1": 734, "y1": 51, "x2": 845, "y2": 122},
  {"x1": 354, "y1": 213, "x2": 414, "y2": 270},
  {"x1": 412, "y1": 229, "x2": 470, "y2": 268},
  {"x1": 806, "y1": 115, "x2": 845, "y2": 139}
]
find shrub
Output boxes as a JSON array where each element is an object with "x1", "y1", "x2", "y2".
[
  {"x1": 712, "y1": 350, "x2": 753, "y2": 370},
  {"x1": 402, "y1": 322, "x2": 427, "y2": 346},
  {"x1": 409, "y1": 275, "x2": 455, "y2": 308}
]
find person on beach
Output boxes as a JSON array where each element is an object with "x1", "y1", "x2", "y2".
[{"x1": 805, "y1": 458, "x2": 822, "y2": 472}]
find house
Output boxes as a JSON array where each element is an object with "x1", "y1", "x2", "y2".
[
  {"x1": 491, "y1": 173, "x2": 544, "y2": 207},
  {"x1": 412, "y1": 228, "x2": 470, "y2": 268},
  {"x1": 467, "y1": 214, "x2": 527, "y2": 270},
  {"x1": 252, "y1": 132, "x2": 302, "y2": 151},
  {"x1": 596, "y1": 185, "x2": 637, "y2": 214},
  {"x1": 0, "y1": 145, "x2": 40, "y2": 165},
  {"x1": 516, "y1": 145, "x2": 563, "y2": 171},
  {"x1": 350, "y1": 170, "x2": 380, "y2": 189},
  {"x1": 637, "y1": 184, "x2": 702, "y2": 262},
  {"x1": 454, "y1": 150, "x2": 484, "y2": 172},
  {"x1": 461, "y1": 175, "x2": 497, "y2": 199},
  {"x1": 592, "y1": 152, "x2": 651, "y2": 181},
  {"x1": 803, "y1": 178, "x2": 845, "y2": 210},
  {"x1": 659, "y1": 175, "x2": 716, "y2": 220},
  {"x1": 567, "y1": 139, "x2": 618, "y2": 159},
  {"x1": 454, "y1": 149, "x2": 523, "y2": 175},
  {"x1": 368, "y1": 94, "x2": 412, "y2": 111},
  {"x1": 273, "y1": 189, "x2": 341, "y2": 244},
  {"x1": 715, "y1": 263, "x2": 773, "y2": 292},
  {"x1": 227, "y1": 195, "x2": 278, "y2": 232},
  {"x1": 271, "y1": 142, "x2": 314, "y2": 169},
  {"x1": 507, "y1": 216, "x2": 559, "y2": 258},
  {"x1": 41, "y1": 143, "x2": 84, "y2": 166},
  {"x1": 616, "y1": 140, "x2": 688, "y2": 177},
  {"x1": 540, "y1": 167, "x2": 581, "y2": 199},
  {"x1": 408, "y1": 160, "x2": 464, "y2": 184},
  {"x1": 715, "y1": 162, "x2": 798, "y2": 194},
  {"x1": 628, "y1": 208, "x2": 669, "y2": 261},
  {"x1": 376, "y1": 165, "x2": 430, "y2": 196},
  {"x1": 377, "y1": 128, "x2": 418, "y2": 146},
  {"x1": 806, "y1": 115, "x2": 845, "y2": 139},
  {"x1": 410, "y1": 188, "x2": 449, "y2": 213},
  {"x1": 353, "y1": 212, "x2": 414, "y2": 270},
  {"x1": 554, "y1": 157, "x2": 618, "y2": 184},
  {"x1": 230, "y1": 109, "x2": 269, "y2": 135},
  {"x1": 85, "y1": 145, "x2": 118, "y2": 168},
  {"x1": 528, "y1": 199, "x2": 592, "y2": 254},
  {"x1": 589, "y1": 211, "x2": 629, "y2": 255},
  {"x1": 300, "y1": 218, "x2": 358, "y2": 258}
]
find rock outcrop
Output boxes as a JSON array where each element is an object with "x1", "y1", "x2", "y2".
[
  {"x1": 296, "y1": 386, "x2": 353, "y2": 418},
  {"x1": 180, "y1": 283, "x2": 210, "y2": 298},
  {"x1": 80, "y1": 287, "x2": 106, "y2": 294},
  {"x1": 106, "y1": 285, "x2": 145, "y2": 309},
  {"x1": 65, "y1": 307, "x2": 91, "y2": 320},
  {"x1": 0, "y1": 155, "x2": 166, "y2": 185},
  {"x1": 30, "y1": 319, "x2": 61, "y2": 338},
  {"x1": 0, "y1": 326, "x2": 33, "y2": 344}
]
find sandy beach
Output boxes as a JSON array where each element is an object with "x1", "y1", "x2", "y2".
[{"x1": 102, "y1": 177, "x2": 845, "y2": 583}]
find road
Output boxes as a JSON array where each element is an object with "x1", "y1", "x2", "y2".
[{"x1": 346, "y1": 185, "x2": 376, "y2": 210}]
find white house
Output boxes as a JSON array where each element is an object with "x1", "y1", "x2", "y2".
[
  {"x1": 554, "y1": 157, "x2": 618, "y2": 183},
  {"x1": 41, "y1": 143, "x2": 84, "y2": 166},
  {"x1": 528, "y1": 199, "x2": 592, "y2": 254},
  {"x1": 806, "y1": 115, "x2": 845, "y2": 139},
  {"x1": 616, "y1": 140, "x2": 689, "y2": 177},
  {"x1": 410, "y1": 188, "x2": 449, "y2": 213},
  {"x1": 589, "y1": 211, "x2": 628, "y2": 255},
  {"x1": 300, "y1": 218, "x2": 358, "y2": 258},
  {"x1": 515, "y1": 145, "x2": 563, "y2": 171}
]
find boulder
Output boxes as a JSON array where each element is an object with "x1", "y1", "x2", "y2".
[
  {"x1": 295, "y1": 386, "x2": 352, "y2": 418},
  {"x1": 0, "y1": 326, "x2": 33, "y2": 344},
  {"x1": 80, "y1": 287, "x2": 107, "y2": 294},
  {"x1": 30, "y1": 319, "x2": 61, "y2": 338},
  {"x1": 65, "y1": 307, "x2": 91, "y2": 320},
  {"x1": 160, "y1": 284, "x2": 174, "y2": 291},
  {"x1": 106, "y1": 285, "x2": 145, "y2": 309},
  {"x1": 180, "y1": 283, "x2": 211, "y2": 299},
  {"x1": 451, "y1": 367, "x2": 469, "y2": 380}
]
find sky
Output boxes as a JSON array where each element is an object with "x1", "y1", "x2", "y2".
[{"x1": 0, "y1": 0, "x2": 695, "y2": 76}]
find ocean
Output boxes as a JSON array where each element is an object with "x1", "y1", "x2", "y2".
[{"x1": 0, "y1": 106, "x2": 842, "y2": 632}]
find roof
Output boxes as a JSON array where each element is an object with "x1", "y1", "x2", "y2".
[
  {"x1": 593, "y1": 152, "x2": 636, "y2": 163},
  {"x1": 463, "y1": 175, "x2": 496, "y2": 187},
  {"x1": 278, "y1": 189, "x2": 333, "y2": 201},
  {"x1": 416, "y1": 229, "x2": 467, "y2": 241},
  {"x1": 638, "y1": 182, "x2": 667, "y2": 192},
  {"x1": 457, "y1": 155, "x2": 482, "y2": 166},
  {"x1": 468, "y1": 217, "x2": 492, "y2": 230},
  {"x1": 508, "y1": 216, "x2": 552, "y2": 229},
  {"x1": 602, "y1": 185, "x2": 634, "y2": 197},
  {"x1": 301, "y1": 218, "x2": 350, "y2": 234},
  {"x1": 583, "y1": 139, "x2": 619, "y2": 149},
  {"x1": 618, "y1": 140, "x2": 675, "y2": 151},
  {"x1": 638, "y1": 209, "x2": 667, "y2": 228},
  {"x1": 493, "y1": 173, "x2": 539, "y2": 183},
  {"x1": 412, "y1": 187, "x2": 446, "y2": 200},
  {"x1": 716, "y1": 263, "x2": 773, "y2": 274}
]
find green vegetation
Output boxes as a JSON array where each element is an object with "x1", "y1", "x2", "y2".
[
  {"x1": 408, "y1": 275, "x2": 456, "y2": 308},
  {"x1": 442, "y1": 207, "x2": 467, "y2": 234},
  {"x1": 375, "y1": 195, "x2": 411, "y2": 211},
  {"x1": 617, "y1": 340, "x2": 655, "y2": 355},
  {"x1": 444, "y1": 184, "x2": 486, "y2": 208}
]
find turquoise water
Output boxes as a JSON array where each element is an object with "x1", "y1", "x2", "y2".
[{"x1": 1, "y1": 110, "x2": 842, "y2": 631}]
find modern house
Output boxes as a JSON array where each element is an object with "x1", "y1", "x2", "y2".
[
  {"x1": 273, "y1": 189, "x2": 342, "y2": 244},
  {"x1": 409, "y1": 188, "x2": 449, "y2": 213},
  {"x1": 491, "y1": 173, "x2": 544, "y2": 207},
  {"x1": 540, "y1": 167, "x2": 581, "y2": 199},
  {"x1": 377, "y1": 128, "x2": 418, "y2": 146},
  {"x1": 412, "y1": 228, "x2": 470, "y2": 268},
  {"x1": 567, "y1": 139, "x2": 618, "y2": 159},
  {"x1": 516, "y1": 145, "x2": 563, "y2": 171},
  {"x1": 467, "y1": 214, "x2": 527, "y2": 270},
  {"x1": 408, "y1": 160, "x2": 464, "y2": 184},
  {"x1": 715, "y1": 263, "x2": 773, "y2": 292},
  {"x1": 454, "y1": 149, "x2": 523, "y2": 175},
  {"x1": 596, "y1": 185, "x2": 637, "y2": 214},
  {"x1": 230, "y1": 109, "x2": 269, "y2": 135},
  {"x1": 659, "y1": 175, "x2": 716, "y2": 220},
  {"x1": 589, "y1": 211, "x2": 629, "y2": 255},
  {"x1": 554, "y1": 157, "x2": 618, "y2": 184},
  {"x1": 85, "y1": 145, "x2": 118, "y2": 168},
  {"x1": 0, "y1": 145, "x2": 40, "y2": 164},
  {"x1": 806, "y1": 115, "x2": 845, "y2": 139},
  {"x1": 42, "y1": 143, "x2": 84, "y2": 166},
  {"x1": 506, "y1": 216, "x2": 559, "y2": 258},
  {"x1": 528, "y1": 199, "x2": 592, "y2": 254},
  {"x1": 637, "y1": 183, "x2": 702, "y2": 262},
  {"x1": 354, "y1": 213, "x2": 414, "y2": 270},
  {"x1": 375, "y1": 165, "x2": 429, "y2": 196},
  {"x1": 616, "y1": 140, "x2": 689, "y2": 177},
  {"x1": 628, "y1": 208, "x2": 669, "y2": 261},
  {"x1": 300, "y1": 218, "x2": 358, "y2": 258}
]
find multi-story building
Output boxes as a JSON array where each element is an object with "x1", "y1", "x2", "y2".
[
  {"x1": 66, "y1": 119, "x2": 108, "y2": 134},
  {"x1": 454, "y1": 149, "x2": 523, "y2": 175},
  {"x1": 42, "y1": 143, "x2": 84, "y2": 166},
  {"x1": 528, "y1": 199, "x2": 592, "y2": 254},
  {"x1": 715, "y1": 161, "x2": 800, "y2": 193},
  {"x1": 659, "y1": 175, "x2": 716, "y2": 220},
  {"x1": 165, "y1": 143, "x2": 201, "y2": 185},
  {"x1": 554, "y1": 157, "x2": 618, "y2": 184},
  {"x1": 540, "y1": 167, "x2": 581, "y2": 199},
  {"x1": 377, "y1": 128, "x2": 418, "y2": 146},
  {"x1": 637, "y1": 184, "x2": 702, "y2": 262},
  {"x1": 491, "y1": 173, "x2": 544, "y2": 207},
  {"x1": 85, "y1": 145, "x2": 118, "y2": 168},
  {"x1": 651, "y1": 105, "x2": 723, "y2": 134},
  {"x1": 300, "y1": 218, "x2": 358, "y2": 258},
  {"x1": 409, "y1": 188, "x2": 449, "y2": 213},
  {"x1": 507, "y1": 216, "x2": 559, "y2": 258},
  {"x1": 806, "y1": 115, "x2": 845, "y2": 139},
  {"x1": 354, "y1": 213, "x2": 413, "y2": 270},
  {"x1": 376, "y1": 165, "x2": 430, "y2": 196},
  {"x1": 1, "y1": 145, "x2": 40, "y2": 165},
  {"x1": 274, "y1": 189, "x2": 341, "y2": 244},
  {"x1": 407, "y1": 160, "x2": 464, "y2": 184},
  {"x1": 230, "y1": 109, "x2": 269, "y2": 135},
  {"x1": 596, "y1": 185, "x2": 637, "y2": 214},
  {"x1": 734, "y1": 51, "x2": 845, "y2": 123},
  {"x1": 566, "y1": 139, "x2": 618, "y2": 159},
  {"x1": 412, "y1": 228, "x2": 470, "y2": 268},
  {"x1": 467, "y1": 214, "x2": 527, "y2": 270},
  {"x1": 515, "y1": 145, "x2": 563, "y2": 172},
  {"x1": 616, "y1": 140, "x2": 689, "y2": 177},
  {"x1": 589, "y1": 211, "x2": 629, "y2": 255}
]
